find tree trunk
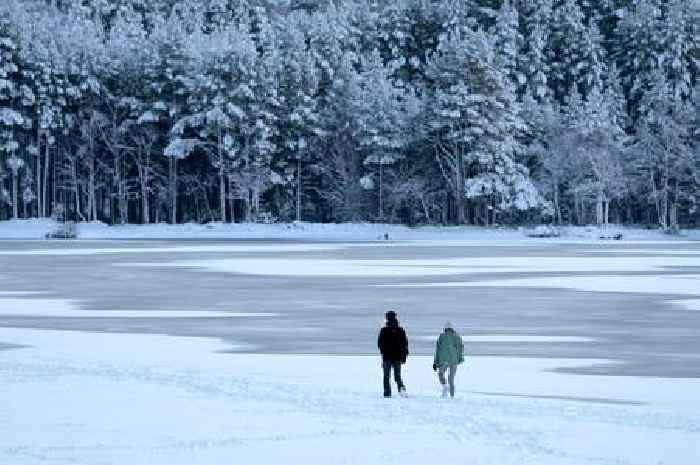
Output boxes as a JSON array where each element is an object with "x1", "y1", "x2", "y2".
[
  {"x1": 218, "y1": 128, "x2": 226, "y2": 222},
  {"x1": 121, "y1": 161, "x2": 127, "y2": 224},
  {"x1": 88, "y1": 135, "x2": 97, "y2": 222},
  {"x1": 138, "y1": 164, "x2": 150, "y2": 225},
  {"x1": 670, "y1": 202, "x2": 678, "y2": 231},
  {"x1": 553, "y1": 183, "x2": 561, "y2": 225},
  {"x1": 35, "y1": 128, "x2": 41, "y2": 218},
  {"x1": 170, "y1": 157, "x2": 177, "y2": 224},
  {"x1": 219, "y1": 163, "x2": 226, "y2": 222},
  {"x1": 455, "y1": 150, "x2": 465, "y2": 225},
  {"x1": 228, "y1": 175, "x2": 235, "y2": 224},
  {"x1": 378, "y1": 161, "x2": 384, "y2": 222},
  {"x1": 42, "y1": 140, "x2": 50, "y2": 218},
  {"x1": 604, "y1": 198, "x2": 610, "y2": 228},
  {"x1": 420, "y1": 196, "x2": 430, "y2": 224},
  {"x1": 73, "y1": 160, "x2": 81, "y2": 221},
  {"x1": 660, "y1": 184, "x2": 669, "y2": 230},
  {"x1": 296, "y1": 155, "x2": 302, "y2": 222},
  {"x1": 52, "y1": 148, "x2": 57, "y2": 217},
  {"x1": 596, "y1": 195, "x2": 603, "y2": 227},
  {"x1": 88, "y1": 159, "x2": 96, "y2": 221},
  {"x1": 670, "y1": 179, "x2": 680, "y2": 231},
  {"x1": 11, "y1": 174, "x2": 18, "y2": 219},
  {"x1": 251, "y1": 188, "x2": 260, "y2": 221},
  {"x1": 244, "y1": 195, "x2": 251, "y2": 222},
  {"x1": 114, "y1": 156, "x2": 123, "y2": 224}
]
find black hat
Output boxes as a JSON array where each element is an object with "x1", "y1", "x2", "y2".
[{"x1": 385, "y1": 310, "x2": 397, "y2": 322}]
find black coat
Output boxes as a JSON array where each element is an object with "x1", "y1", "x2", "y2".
[{"x1": 378, "y1": 323, "x2": 409, "y2": 363}]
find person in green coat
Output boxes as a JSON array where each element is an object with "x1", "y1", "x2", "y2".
[{"x1": 432, "y1": 322, "x2": 464, "y2": 398}]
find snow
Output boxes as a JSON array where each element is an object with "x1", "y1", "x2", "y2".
[
  {"x1": 0, "y1": 244, "x2": 343, "y2": 256},
  {"x1": 2, "y1": 219, "x2": 700, "y2": 242},
  {"x1": 127, "y1": 257, "x2": 489, "y2": 277},
  {"x1": 401, "y1": 275, "x2": 700, "y2": 297},
  {"x1": 137, "y1": 111, "x2": 160, "y2": 124},
  {"x1": 141, "y1": 255, "x2": 700, "y2": 277},
  {"x1": 0, "y1": 298, "x2": 276, "y2": 318},
  {"x1": 0, "y1": 327, "x2": 698, "y2": 465},
  {"x1": 164, "y1": 138, "x2": 197, "y2": 159},
  {"x1": 672, "y1": 300, "x2": 700, "y2": 311},
  {"x1": 0, "y1": 292, "x2": 44, "y2": 296},
  {"x1": 417, "y1": 335, "x2": 594, "y2": 343},
  {"x1": 585, "y1": 249, "x2": 700, "y2": 255}
]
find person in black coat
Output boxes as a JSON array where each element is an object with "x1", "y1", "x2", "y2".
[{"x1": 377, "y1": 310, "x2": 409, "y2": 397}]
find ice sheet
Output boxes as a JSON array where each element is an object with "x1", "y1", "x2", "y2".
[
  {"x1": 132, "y1": 255, "x2": 700, "y2": 277},
  {"x1": 0, "y1": 298, "x2": 276, "y2": 318},
  {"x1": 417, "y1": 335, "x2": 595, "y2": 343}
]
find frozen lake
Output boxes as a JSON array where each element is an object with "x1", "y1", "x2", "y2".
[
  {"x1": 2, "y1": 237, "x2": 700, "y2": 465},
  {"x1": 1, "y1": 238, "x2": 699, "y2": 377}
]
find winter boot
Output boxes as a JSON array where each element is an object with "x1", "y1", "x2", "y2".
[{"x1": 399, "y1": 387, "x2": 408, "y2": 398}]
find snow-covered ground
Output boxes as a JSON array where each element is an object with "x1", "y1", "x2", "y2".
[
  {"x1": 1, "y1": 235, "x2": 700, "y2": 464},
  {"x1": 1, "y1": 328, "x2": 699, "y2": 465},
  {"x1": 1, "y1": 218, "x2": 699, "y2": 241}
]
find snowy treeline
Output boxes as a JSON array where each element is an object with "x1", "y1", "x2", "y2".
[{"x1": 0, "y1": 0, "x2": 697, "y2": 228}]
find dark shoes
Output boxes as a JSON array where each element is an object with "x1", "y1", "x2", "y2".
[{"x1": 384, "y1": 387, "x2": 407, "y2": 398}]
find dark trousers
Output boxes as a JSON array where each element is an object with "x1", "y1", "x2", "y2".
[{"x1": 382, "y1": 360, "x2": 405, "y2": 396}]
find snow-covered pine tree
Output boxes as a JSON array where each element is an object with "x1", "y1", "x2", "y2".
[
  {"x1": 574, "y1": 78, "x2": 628, "y2": 227},
  {"x1": 0, "y1": 17, "x2": 25, "y2": 219},
  {"x1": 528, "y1": 99, "x2": 573, "y2": 224},
  {"x1": 514, "y1": 0, "x2": 552, "y2": 102},
  {"x1": 614, "y1": 0, "x2": 694, "y2": 122},
  {"x1": 224, "y1": 22, "x2": 279, "y2": 223},
  {"x1": 492, "y1": 0, "x2": 523, "y2": 91},
  {"x1": 354, "y1": 50, "x2": 414, "y2": 221},
  {"x1": 276, "y1": 22, "x2": 320, "y2": 222},
  {"x1": 425, "y1": 26, "x2": 546, "y2": 225},
  {"x1": 315, "y1": 50, "x2": 370, "y2": 222},
  {"x1": 547, "y1": 0, "x2": 607, "y2": 103},
  {"x1": 149, "y1": 12, "x2": 197, "y2": 224},
  {"x1": 633, "y1": 69, "x2": 696, "y2": 231}
]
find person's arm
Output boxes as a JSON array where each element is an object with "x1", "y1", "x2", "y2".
[
  {"x1": 401, "y1": 328, "x2": 409, "y2": 362},
  {"x1": 378, "y1": 328, "x2": 385, "y2": 354},
  {"x1": 457, "y1": 334, "x2": 465, "y2": 363},
  {"x1": 434, "y1": 334, "x2": 441, "y2": 366}
]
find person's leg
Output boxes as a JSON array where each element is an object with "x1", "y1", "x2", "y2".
[
  {"x1": 438, "y1": 365, "x2": 449, "y2": 396},
  {"x1": 438, "y1": 365, "x2": 447, "y2": 385},
  {"x1": 393, "y1": 361, "x2": 405, "y2": 391},
  {"x1": 448, "y1": 364, "x2": 458, "y2": 398},
  {"x1": 382, "y1": 361, "x2": 392, "y2": 397}
]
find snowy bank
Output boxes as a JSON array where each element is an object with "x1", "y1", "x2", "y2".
[
  {"x1": 0, "y1": 218, "x2": 698, "y2": 242},
  {"x1": 1, "y1": 327, "x2": 699, "y2": 465}
]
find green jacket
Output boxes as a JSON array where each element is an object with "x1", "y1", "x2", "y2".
[{"x1": 434, "y1": 328, "x2": 464, "y2": 366}]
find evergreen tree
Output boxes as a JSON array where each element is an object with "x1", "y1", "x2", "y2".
[
  {"x1": 492, "y1": 0, "x2": 523, "y2": 90},
  {"x1": 426, "y1": 26, "x2": 545, "y2": 225},
  {"x1": 275, "y1": 24, "x2": 320, "y2": 222},
  {"x1": 354, "y1": 50, "x2": 416, "y2": 220},
  {"x1": 0, "y1": 17, "x2": 26, "y2": 219},
  {"x1": 633, "y1": 70, "x2": 696, "y2": 230}
]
